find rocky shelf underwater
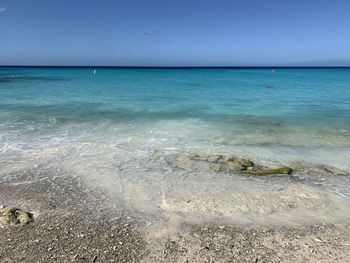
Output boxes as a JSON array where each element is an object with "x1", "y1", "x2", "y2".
[{"x1": 166, "y1": 151, "x2": 349, "y2": 179}]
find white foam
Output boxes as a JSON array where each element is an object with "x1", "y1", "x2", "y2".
[{"x1": 1, "y1": 118, "x2": 350, "y2": 225}]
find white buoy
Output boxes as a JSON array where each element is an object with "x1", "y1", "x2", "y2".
[{"x1": 93, "y1": 69, "x2": 96, "y2": 75}]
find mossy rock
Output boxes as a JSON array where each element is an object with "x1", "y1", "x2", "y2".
[
  {"x1": 242, "y1": 167, "x2": 292, "y2": 176},
  {"x1": 225, "y1": 158, "x2": 254, "y2": 171},
  {"x1": 0, "y1": 207, "x2": 34, "y2": 225}
]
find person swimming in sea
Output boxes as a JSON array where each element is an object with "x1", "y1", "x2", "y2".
[{"x1": 268, "y1": 68, "x2": 275, "y2": 88}]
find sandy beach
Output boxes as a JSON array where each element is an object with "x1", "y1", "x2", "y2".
[{"x1": 1, "y1": 160, "x2": 350, "y2": 263}]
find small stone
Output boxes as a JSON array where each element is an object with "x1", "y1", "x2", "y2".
[
  {"x1": 0, "y1": 207, "x2": 34, "y2": 225},
  {"x1": 16, "y1": 210, "x2": 33, "y2": 224}
]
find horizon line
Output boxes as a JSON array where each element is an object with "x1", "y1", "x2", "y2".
[{"x1": 1, "y1": 65, "x2": 350, "y2": 69}]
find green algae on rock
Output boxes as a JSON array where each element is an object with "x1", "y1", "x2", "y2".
[
  {"x1": 242, "y1": 167, "x2": 292, "y2": 176},
  {"x1": 225, "y1": 158, "x2": 254, "y2": 172},
  {"x1": 191, "y1": 153, "x2": 292, "y2": 176},
  {"x1": 205, "y1": 154, "x2": 255, "y2": 173},
  {"x1": 0, "y1": 207, "x2": 33, "y2": 225}
]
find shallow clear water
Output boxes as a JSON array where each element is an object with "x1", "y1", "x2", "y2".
[{"x1": 1, "y1": 67, "x2": 350, "y2": 225}]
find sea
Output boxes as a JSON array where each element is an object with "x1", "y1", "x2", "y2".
[{"x1": 1, "y1": 67, "x2": 350, "y2": 225}]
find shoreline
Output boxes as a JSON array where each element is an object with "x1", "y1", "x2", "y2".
[{"x1": 1, "y1": 170, "x2": 350, "y2": 262}]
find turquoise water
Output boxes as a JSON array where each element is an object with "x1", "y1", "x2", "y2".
[
  {"x1": 1, "y1": 67, "x2": 350, "y2": 223},
  {"x1": 1, "y1": 67, "x2": 350, "y2": 145}
]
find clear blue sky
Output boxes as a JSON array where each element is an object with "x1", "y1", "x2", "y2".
[{"x1": 0, "y1": 0, "x2": 350, "y2": 66}]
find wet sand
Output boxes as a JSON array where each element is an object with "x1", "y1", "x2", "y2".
[{"x1": 1, "y1": 171, "x2": 350, "y2": 262}]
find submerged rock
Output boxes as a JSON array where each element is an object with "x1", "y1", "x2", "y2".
[
  {"x1": 207, "y1": 156, "x2": 254, "y2": 173},
  {"x1": 189, "y1": 153, "x2": 207, "y2": 161},
  {"x1": 207, "y1": 154, "x2": 224, "y2": 163},
  {"x1": 210, "y1": 163, "x2": 223, "y2": 172},
  {"x1": 225, "y1": 158, "x2": 254, "y2": 172},
  {"x1": 189, "y1": 152, "x2": 293, "y2": 176},
  {"x1": 242, "y1": 167, "x2": 292, "y2": 176},
  {"x1": 322, "y1": 166, "x2": 349, "y2": 176},
  {"x1": 0, "y1": 207, "x2": 34, "y2": 225}
]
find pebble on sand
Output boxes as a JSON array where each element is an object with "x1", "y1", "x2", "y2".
[{"x1": 0, "y1": 206, "x2": 34, "y2": 226}]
